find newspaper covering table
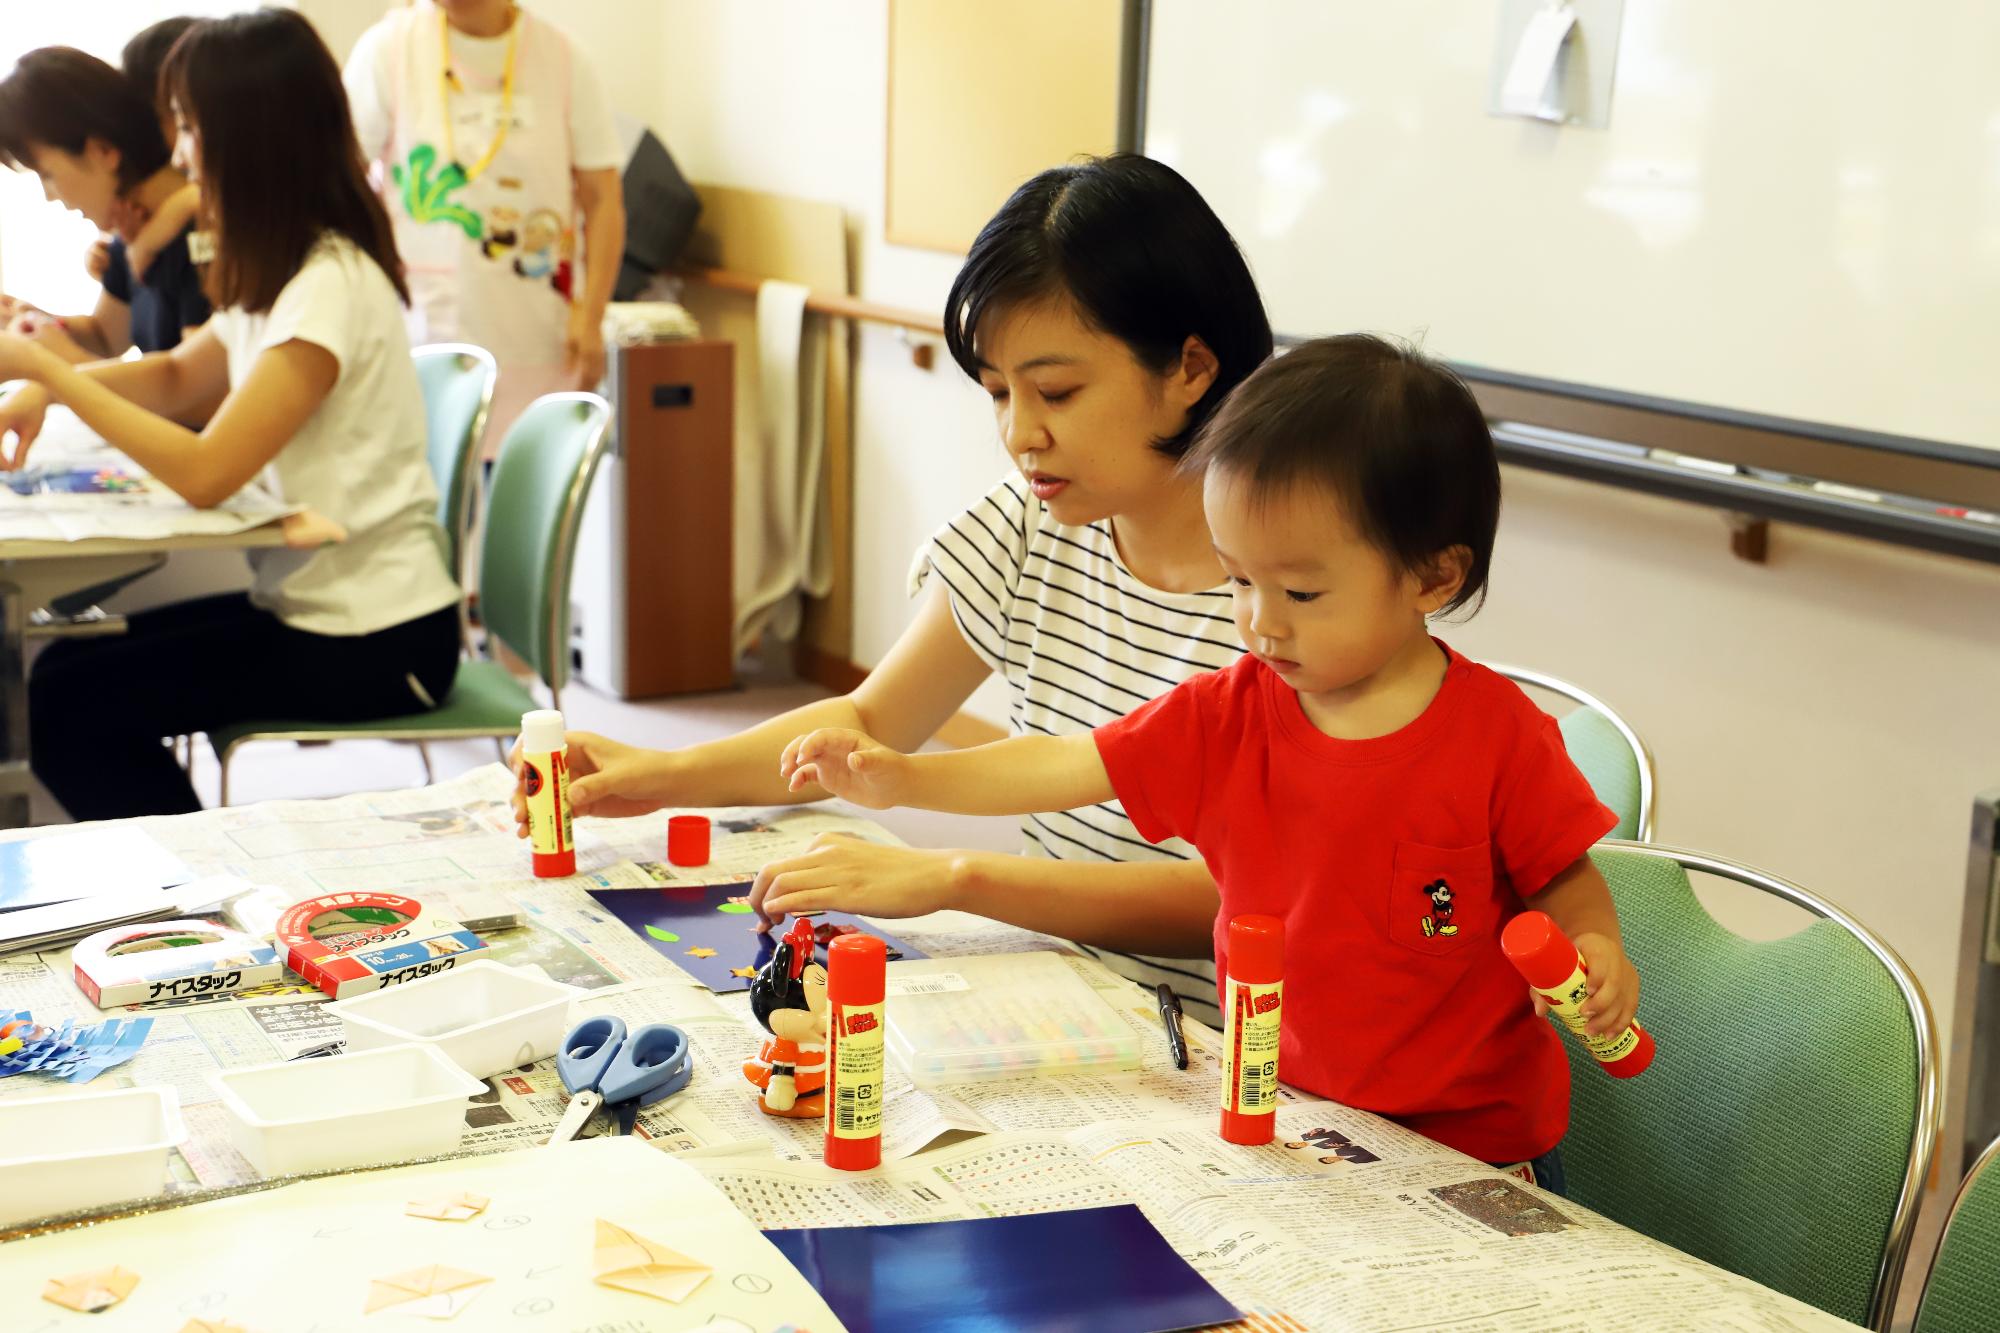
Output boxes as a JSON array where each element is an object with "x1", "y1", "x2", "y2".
[{"x1": 0, "y1": 766, "x2": 1858, "y2": 1330}]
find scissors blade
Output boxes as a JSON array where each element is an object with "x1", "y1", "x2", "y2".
[{"x1": 547, "y1": 1088, "x2": 602, "y2": 1146}]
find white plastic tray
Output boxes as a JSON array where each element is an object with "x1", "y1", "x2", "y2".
[
  {"x1": 0, "y1": 1085, "x2": 186, "y2": 1225},
  {"x1": 327, "y1": 959, "x2": 580, "y2": 1078},
  {"x1": 207, "y1": 1042, "x2": 483, "y2": 1177}
]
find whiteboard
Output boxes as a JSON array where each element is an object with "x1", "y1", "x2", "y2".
[{"x1": 1143, "y1": 1, "x2": 2000, "y2": 452}]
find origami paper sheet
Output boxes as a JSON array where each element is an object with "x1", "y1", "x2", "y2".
[
  {"x1": 404, "y1": 1191, "x2": 489, "y2": 1222},
  {"x1": 179, "y1": 1321, "x2": 250, "y2": 1332},
  {"x1": 591, "y1": 1219, "x2": 710, "y2": 1304},
  {"x1": 0, "y1": 1010, "x2": 152, "y2": 1084},
  {"x1": 363, "y1": 1264, "x2": 492, "y2": 1319},
  {"x1": 42, "y1": 1265, "x2": 140, "y2": 1312}
]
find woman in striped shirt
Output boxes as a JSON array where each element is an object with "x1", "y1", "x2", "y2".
[{"x1": 513, "y1": 155, "x2": 1271, "y2": 1026}]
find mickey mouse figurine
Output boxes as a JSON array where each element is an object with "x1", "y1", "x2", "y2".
[{"x1": 743, "y1": 916, "x2": 830, "y2": 1117}]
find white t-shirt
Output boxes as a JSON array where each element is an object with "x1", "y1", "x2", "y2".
[
  {"x1": 912, "y1": 475, "x2": 1245, "y2": 1027},
  {"x1": 345, "y1": 7, "x2": 624, "y2": 175},
  {"x1": 208, "y1": 237, "x2": 462, "y2": 636}
]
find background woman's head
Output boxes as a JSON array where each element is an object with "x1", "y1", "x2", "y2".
[
  {"x1": 123, "y1": 15, "x2": 201, "y2": 148},
  {"x1": 0, "y1": 47, "x2": 170, "y2": 233},
  {"x1": 944, "y1": 155, "x2": 1272, "y2": 524},
  {"x1": 164, "y1": 8, "x2": 405, "y2": 312}
]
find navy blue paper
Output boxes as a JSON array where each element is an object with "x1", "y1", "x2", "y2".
[
  {"x1": 763, "y1": 1205, "x2": 1239, "y2": 1333},
  {"x1": 583, "y1": 881, "x2": 924, "y2": 993}
]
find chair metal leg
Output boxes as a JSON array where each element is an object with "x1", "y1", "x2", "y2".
[
  {"x1": 492, "y1": 737, "x2": 507, "y2": 763},
  {"x1": 417, "y1": 740, "x2": 436, "y2": 784},
  {"x1": 218, "y1": 748, "x2": 231, "y2": 807}
]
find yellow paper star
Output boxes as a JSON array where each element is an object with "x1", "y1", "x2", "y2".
[
  {"x1": 730, "y1": 966, "x2": 757, "y2": 979},
  {"x1": 685, "y1": 947, "x2": 717, "y2": 958}
]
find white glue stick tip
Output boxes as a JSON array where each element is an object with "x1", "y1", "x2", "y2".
[{"x1": 520, "y1": 709, "x2": 566, "y2": 753}]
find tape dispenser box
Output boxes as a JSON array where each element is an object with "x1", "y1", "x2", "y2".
[
  {"x1": 74, "y1": 920, "x2": 283, "y2": 1008},
  {"x1": 275, "y1": 892, "x2": 487, "y2": 1000}
]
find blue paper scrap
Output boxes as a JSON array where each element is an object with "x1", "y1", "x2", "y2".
[{"x1": 0, "y1": 1010, "x2": 153, "y2": 1084}]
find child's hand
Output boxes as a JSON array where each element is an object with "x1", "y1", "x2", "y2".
[
  {"x1": 84, "y1": 237, "x2": 111, "y2": 282},
  {"x1": 1533, "y1": 932, "x2": 1640, "y2": 1037},
  {"x1": 779, "y1": 728, "x2": 906, "y2": 808}
]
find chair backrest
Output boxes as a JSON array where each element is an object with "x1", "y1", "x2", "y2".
[
  {"x1": 412, "y1": 342, "x2": 498, "y2": 578},
  {"x1": 1567, "y1": 842, "x2": 1938, "y2": 1330},
  {"x1": 477, "y1": 392, "x2": 612, "y2": 699},
  {"x1": 1489, "y1": 662, "x2": 1655, "y2": 840},
  {"x1": 1913, "y1": 1134, "x2": 2000, "y2": 1333}
]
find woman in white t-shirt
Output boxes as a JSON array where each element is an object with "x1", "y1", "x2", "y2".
[
  {"x1": 344, "y1": 0, "x2": 626, "y2": 441},
  {"x1": 0, "y1": 10, "x2": 461, "y2": 821},
  {"x1": 507, "y1": 157, "x2": 1274, "y2": 1026}
]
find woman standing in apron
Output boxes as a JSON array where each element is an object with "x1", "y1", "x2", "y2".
[{"x1": 345, "y1": 0, "x2": 626, "y2": 442}]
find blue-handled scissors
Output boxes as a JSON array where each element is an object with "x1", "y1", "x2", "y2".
[{"x1": 547, "y1": 1015, "x2": 692, "y2": 1144}]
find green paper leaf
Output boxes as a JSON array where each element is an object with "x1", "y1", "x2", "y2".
[
  {"x1": 644, "y1": 925, "x2": 681, "y2": 943},
  {"x1": 716, "y1": 903, "x2": 753, "y2": 915}
]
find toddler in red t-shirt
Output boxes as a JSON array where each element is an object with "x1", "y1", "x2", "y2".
[{"x1": 777, "y1": 335, "x2": 1643, "y2": 1184}]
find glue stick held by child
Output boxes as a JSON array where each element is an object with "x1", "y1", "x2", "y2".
[{"x1": 776, "y1": 335, "x2": 1641, "y2": 1184}]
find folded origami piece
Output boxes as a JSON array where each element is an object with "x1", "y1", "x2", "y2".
[
  {"x1": 591, "y1": 1218, "x2": 711, "y2": 1303},
  {"x1": 404, "y1": 1191, "x2": 490, "y2": 1222},
  {"x1": 363, "y1": 1264, "x2": 493, "y2": 1319},
  {"x1": 42, "y1": 1265, "x2": 140, "y2": 1313}
]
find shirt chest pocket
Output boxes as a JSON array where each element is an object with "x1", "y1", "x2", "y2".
[{"x1": 1387, "y1": 840, "x2": 1497, "y2": 957}]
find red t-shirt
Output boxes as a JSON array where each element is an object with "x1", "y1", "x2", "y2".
[{"x1": 1095, "y1": 641, "x2": 1617, "y2": 1162}]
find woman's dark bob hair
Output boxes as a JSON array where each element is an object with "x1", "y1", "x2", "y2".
[{"x1": 944, "y1": 154, "x2": 1272, "y2": 457}]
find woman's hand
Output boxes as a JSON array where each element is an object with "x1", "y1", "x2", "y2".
[
  {"x1": 509, "y1": 730, "x2": 681, "y2": 835},
  {"x1": 779, "y1": 729, "x2": 909, "y2": 809},
  {"x1": 565, "y1": 307, "x2": 606, "y2": 389},
  {"x1": 750, "y1": 833, "x2": 958, "y2": 928},
  {"x1": 84, "y1": 236, "x2": 112, "y2": 283},
  {"x1": 0, "y1": 377, "x2": 52, "y2": 472}
]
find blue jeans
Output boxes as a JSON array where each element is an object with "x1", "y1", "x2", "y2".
[{"x1": 1488, "y1": 1144, "x2": 1567, "y2": 1195}]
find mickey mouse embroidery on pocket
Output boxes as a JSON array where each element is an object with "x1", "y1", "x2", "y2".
[{"x1": 1419, "y1": 879, "x2": 1459, "y2": 938}]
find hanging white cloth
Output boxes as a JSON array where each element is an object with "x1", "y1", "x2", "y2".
[{"x1": 734, "y1": 279, "x2": 832, "y2": 653}]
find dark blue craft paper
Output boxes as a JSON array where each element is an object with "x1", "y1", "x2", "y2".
[
  {"x1": 763, "y1": 1205, "x2": 1239, "y2": 1333},
  {"x1": 583, "y1": 881, "x2": 925, "y2": 992}
]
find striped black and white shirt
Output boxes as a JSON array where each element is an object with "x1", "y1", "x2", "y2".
[{"x1": 912, "y1": 475, "x2": 1244, "y2": 1028}]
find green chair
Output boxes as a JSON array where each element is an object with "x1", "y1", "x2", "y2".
[
  {"x1": 413, "y1": 342, "x2": 498, "y2": 584},
  {"x1": 1490, "y1": 662, "x2": 1655, "y2": 840},
  {"x1": 210, "y1": 392, "x2": 612, "y2": 804},
  {"x1": 1912, "y1": 1133, "x2": 2000, "y2": 1333},
  {"x1": 1562, "y1": 842, "x2": 1938, "y2": 1329}
]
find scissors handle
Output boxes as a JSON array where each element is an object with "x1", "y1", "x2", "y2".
[
  {"x1": 599, "y1": 1023, "x2": 692, "y2": 1111},
  {"x1": 547, "y1": 1088, "x2": 602, "y2": 1146},
  {"x1": 557, "y1": 1015, "x2": 626, "y2": 1095}
]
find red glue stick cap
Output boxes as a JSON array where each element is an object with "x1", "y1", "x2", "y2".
[
  {"x1": 1227, "y1": 915, "x2": 1283, "y2": 983},
  {"x1": 1501, "y1": 910, "x2": 1582, "y2": 989},
  {"x1": 667, "y1": 815, "x2": 711, "y2": 867},
  {"x1": 827, "y1": 933, "x2": 886, "y2": 1002}
]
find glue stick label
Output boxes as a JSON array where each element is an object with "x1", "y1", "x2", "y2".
[
  {"x1": 523, "y1": 749, "x2": 572, "y2": 856},
  {"x1": 828, "y1": 1002, "x2": 884, "y2": 1140},
  {"x1": 1221, "y1": 979, "x2": 1282, "y2": 1115},
  {"x1": 1539, "y1": 963, "x2": 1644, "y2": 1065}
]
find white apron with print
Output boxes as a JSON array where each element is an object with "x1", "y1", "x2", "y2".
[{"x1": 378, "y1": 4, "x2": 577, "y2": 375}]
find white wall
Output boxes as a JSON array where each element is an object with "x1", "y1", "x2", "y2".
[{"x1": 647, "y1": 0, "x2": 1010, "y2": 716}]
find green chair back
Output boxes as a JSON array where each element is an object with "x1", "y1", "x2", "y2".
[
  {"x1": 1914, "y1": 1135, "x2": 2000, "y2": 1333},
  {"x1": 1566, "y1": 843, "x2": 1937, "y2": 1329},
  {"x1": 413, "y1": 342, "x2": 497, "y2": 578},
  {"x1": 479, "y1": 392, "x2": 612, "y2": 696},
  {"x1": 1490, "y1": 662, "x2": 1655, "y2": 840}
]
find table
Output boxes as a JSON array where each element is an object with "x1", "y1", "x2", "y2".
[
  {"x1": 0, "y1": 526, "x2": 287, "y2": 828},
  {"x1": 0, "y1": 769, "x2": 1863, "y2": 1330}
]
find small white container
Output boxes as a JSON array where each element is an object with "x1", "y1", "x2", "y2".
[
  {"x1": 327, "y1": 959, "x2": 580, "y2": 1078},
  {"x1": 0, "y1": 1085, "x2": 186, "y2": 1225},
  {"x1": 208, "y1": 1043, "x2": 483, "y2": 1177}
]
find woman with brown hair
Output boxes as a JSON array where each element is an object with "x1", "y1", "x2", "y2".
[{"x1": 0, "y1": 9, "x2": 460, "y2": 821}]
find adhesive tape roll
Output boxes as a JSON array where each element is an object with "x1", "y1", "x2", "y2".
[
  {"x1": 273, "y1": 891, "x2": 488, "y2": 1000},
  {"x1": 73, "y1": 918, "x2": 283, "y2": 1008}
]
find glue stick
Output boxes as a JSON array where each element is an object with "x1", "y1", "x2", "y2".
[
  {"x1": 519, "y1": 709, "x2": 576, "y2": 878},
  {"x1": 1502, "y1": 910, "x2": 1655, "y2": 1078},
  {"x1": 825, "y1": 933, "x2": 886, "y2": 1171},
  {"x1": 1220, "y1": 914, "x2": 1283, "y2": 1145}
]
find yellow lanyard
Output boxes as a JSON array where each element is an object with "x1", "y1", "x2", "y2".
[{"x1": 438, "y1": 7, "x2": 519, "y2": 184}]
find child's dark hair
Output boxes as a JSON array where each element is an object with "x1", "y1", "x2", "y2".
[
  {"x1": 123, "y1": 16, "x2": 201, "y2": 123},
  {"x1": 944, "y1": 154, "x2": 1273, "y2": 457},
  {"x1": 1185, "y1": 334, "x2": 1501, "y2": 614},
  {"x1": 0, "y1": 48, "x2": 169, "y2": 193}
]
